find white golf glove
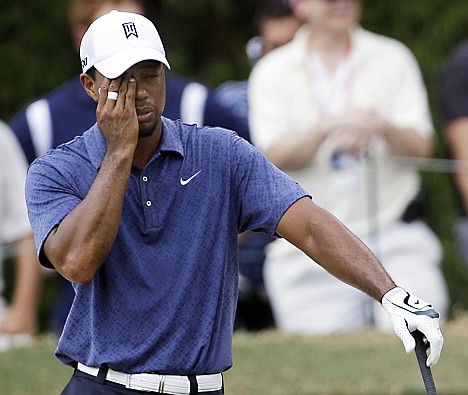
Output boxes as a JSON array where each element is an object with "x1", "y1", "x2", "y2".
[{"x1": 381, "y1": 286, "x2": 443, "y2": 367}]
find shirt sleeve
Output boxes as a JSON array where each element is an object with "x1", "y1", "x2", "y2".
[
  {"x1": 248, "y1": 52, "x2": 292, "y2": 152},
  {"x1": 0, "y1": 121, "x2": 31, "y2": 243},
  {"x1": 25, "y1": 153, "x2": 85, "y2": 267},
  {"x1": 9, "y1": 106, "x2": 39, "y2": 164},
  {"x1": 377, "y1": 41, "x2": 434, "y2": 137},
  {"x1": 229, "y1": 133, "x2": 310, "y2": 236},
  {"x1": 440, "y1": 40, "x2": 468, "y2": 122}
]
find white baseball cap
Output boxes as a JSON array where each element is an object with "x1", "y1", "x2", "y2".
[{"x1": 80, "y1": 10, "x2": 170, "y2": 79}]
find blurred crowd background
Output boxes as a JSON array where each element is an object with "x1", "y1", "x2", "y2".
[{"x1": 1, "y1": 0, "x2": 468, "y2": 331}]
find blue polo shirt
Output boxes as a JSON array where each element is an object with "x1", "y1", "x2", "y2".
[
  {"x1": 25, "y1": 117, "x2": 308, "y2": 375},
  {"x1": 11, "y1": 72, "x2": 252, "y2": 337}
]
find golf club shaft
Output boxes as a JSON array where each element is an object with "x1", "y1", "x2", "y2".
[{"x1": 413, "y1": 330, "x2": 437, "y2": 395}]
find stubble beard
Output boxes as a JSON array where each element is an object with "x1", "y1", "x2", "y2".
[{"x1": 138, "y1": 119, "x2": 157, "y2": 138}]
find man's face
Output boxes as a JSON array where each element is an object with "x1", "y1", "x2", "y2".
[
  {"x1": 295, "y1": 0, "x2": 360, "y2": 33},
  {"x1": 94, "y1": 60, "x2": 166, "y2": 138},
  {"x1": 93, "y1": 1, "x2": 143, "y2": 20}
]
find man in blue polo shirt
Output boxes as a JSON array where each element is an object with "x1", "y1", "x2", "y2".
[
  {"x1": 10, "y1": 0, "x2": 250, "y2": 337},
  {"x1": 25, "y1": 11, "x2": 443, "y2": 395}
]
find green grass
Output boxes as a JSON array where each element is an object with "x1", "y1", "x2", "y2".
[{"x1": 1, "y1": 314, "x2": 467, "y2": 395}]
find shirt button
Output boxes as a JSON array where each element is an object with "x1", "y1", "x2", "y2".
[
  {"x1": 142, "y1": 176, "x2": 148, "y2": 182},
  {"x1": 146, "y1": 200, "x2": 152, "y2": 207}
]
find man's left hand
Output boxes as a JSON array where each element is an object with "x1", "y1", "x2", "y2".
[{"x1": 381, "y1": 286, "x2": 443, "y2": 367}]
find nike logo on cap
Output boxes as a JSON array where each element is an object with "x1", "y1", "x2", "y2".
[{"x1": 180, "y1": 170, "x2": 201, "y2": 185}]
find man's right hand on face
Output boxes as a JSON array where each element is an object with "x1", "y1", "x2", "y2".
[{"x1": 97, "y1": 76, "x2": 138, "y2": 155}]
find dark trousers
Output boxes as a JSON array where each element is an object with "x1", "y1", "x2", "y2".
[{"x1": 61, "y1": 369, "x2": 224, "y2": 395}]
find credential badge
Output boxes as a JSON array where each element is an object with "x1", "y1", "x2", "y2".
[{"x1": 122, "y1": 22, "x2": 138, "y2": 39}]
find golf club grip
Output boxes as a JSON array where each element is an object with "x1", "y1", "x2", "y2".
[{"x1": 413, "y1": 330, "x2": 437, "y2": 395}]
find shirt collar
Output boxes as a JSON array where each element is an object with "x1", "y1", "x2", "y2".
[
  {"x1": 85, "y1": 116, "x2": 184, "y2": 170},
  {"x1": 160, "y1": 116, "x2": 184, "y2": 158},
  {"x1": 291, "y1": 24, "x2": 362, "y2": 63}
]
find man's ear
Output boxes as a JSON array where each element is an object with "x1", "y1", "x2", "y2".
[{"x1": 80, "y1": 73, "x2": 98, "y2": 102}]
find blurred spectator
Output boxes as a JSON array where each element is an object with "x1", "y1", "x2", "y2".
[
  {"x1": 0, "y1": 121, "x2": 41, "y2": 351},
  {"x1": 216, "y1": 0, "x2": 302, "y2": 331},
  {"x1": 10, "y1": 0, "x2": 250, "y2": 336},
  {"x1": 216, "y1": 0, "x2": 303, "y2": 126},
  {"x1": 440, "y1": 39, "x2": 468, "y2": 271},
  {"x1": 249, "y1": 0, "x2": 449, "y2": 334}
]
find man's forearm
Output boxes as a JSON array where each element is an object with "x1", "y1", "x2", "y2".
[
  {"x1": 277, "y1": 197, "x2": 395, "y2": 301},
  {"x1": 44, "y1": 151, "x2": 133, "y2": 285},
  {"x1": 306, "y1": 208, "x2": 395, "y2": 300},
  {"x1": 383, "y1": 126, "x2": 433, "y2": 158},
  {"x1": 1, "y1": 234, "x2": 41, "y2": 334}
]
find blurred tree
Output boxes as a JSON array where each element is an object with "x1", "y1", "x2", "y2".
[{"x1": 0, "y1": 0, "x2": 77, "y2": 121}]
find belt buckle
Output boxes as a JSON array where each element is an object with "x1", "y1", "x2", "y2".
[
  {"x1": 126, "y1": 373, "x2": 166, "y2": 393},
  {"x1": 158, "y1": 375, "x2": 166, "y2": 393},
  {"x1": 125, "y1": 374, "x2": 136, "y2": 391}
]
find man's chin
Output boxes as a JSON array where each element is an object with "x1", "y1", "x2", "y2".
[{"x1": 138, "y1": 121, "x2": 157, "y2": 138}]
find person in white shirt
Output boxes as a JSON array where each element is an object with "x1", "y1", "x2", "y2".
[
  {"x1": 0, "y1": 121, "x2": 41, "y2": 350},
  {"x1": 248, "y1": 0, "x2": 449, "y2": 334}
]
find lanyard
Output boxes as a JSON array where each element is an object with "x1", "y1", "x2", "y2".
[{"x1": 307, "y1": 49, "x2": 353, "y2": 117}]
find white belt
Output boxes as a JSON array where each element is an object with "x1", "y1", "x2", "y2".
[{"x1": 77, "y1": 363, "x2": 223, "y2": 394}]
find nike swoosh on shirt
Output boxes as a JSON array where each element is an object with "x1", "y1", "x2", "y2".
[{"x1": 180, "y1": 170, "x2": 202, "y2": 185}]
